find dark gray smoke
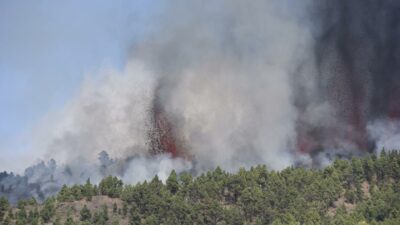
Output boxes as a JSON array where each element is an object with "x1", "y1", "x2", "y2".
[
  {"x1": 315, "y1": 0, "x2": 400, "y2": 120},
  {"x1": 295, "y1": 0, "x2": 400, "y2": 163},
  {"x1": 2, "y1": 0, "x2": 400, "y2": 203}
]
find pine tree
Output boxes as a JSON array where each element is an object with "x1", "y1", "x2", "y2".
[
  {"x1": 122, "y1": 202, "x2": 128, "y2": 217},
  {"x1": 101, "y1": 204, "x2": 109, "y2": 222},
  {"x1": 40, "y1": 198, "x2": 55, "y2": 223},
  {"x1": 58, "y1": 185, "x2": 72, "y2": 202},
  {"x1": 99, "y1": 176, "x2": 123, "y2": 198},
  {"x1": 64, "y1": 216, "x2": 76, "y2": 225},
  {"x1": 166, "y1": 170, "x2": 179, "y2": 194},
  {"x1": 16, "y1": 205, "x2": 27, "y2": 224},
  {"x1": 80, "y1": 205, "x2": 92, "y2": 222},
  {"x1": 83, "y1": 178, "x2": 94, "y2": 201},
  {"x1": 0, "y1": 197, "x2": 9, "y2": 221},
  {"x1": 129, "y1": 207, "x2": 141, "y2": 225},
  {"x1": 113, "y1": 202, "x2": 118, "y2": 213}
]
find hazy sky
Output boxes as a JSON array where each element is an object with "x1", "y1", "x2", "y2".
[{"x1": 0, "y1": 0, "x2": 162, "y2": 171}]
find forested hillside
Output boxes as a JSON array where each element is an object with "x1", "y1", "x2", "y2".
[{"x1": 2, "y1": 150, "x2": 400, "y2": 225}]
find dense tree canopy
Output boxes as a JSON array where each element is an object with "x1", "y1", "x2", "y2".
[{"x1": 2, "y1": 150, "x2": 400, "y2": 224}]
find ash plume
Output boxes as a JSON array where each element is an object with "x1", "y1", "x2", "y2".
[
  {"x1": 295, "y1": 0, "x2": 400, "y2": 164},
  {"x1": 2, "y1": 0, "x2": 400, "y2": 203}
]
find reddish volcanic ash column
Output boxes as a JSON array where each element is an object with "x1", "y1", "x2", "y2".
[
  {"x1": 295, "y1": 0, "x2": 400, "y2": 157},
  {"x1": 149, "y1": 87, "x2": 189, "y2": 159}
]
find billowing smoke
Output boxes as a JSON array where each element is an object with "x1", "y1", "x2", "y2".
[
  {"x1": 2, "y1": 0, "x2": 400, "y2": 203},
  {"x1": 142, "y1": 0, "x2": 311, "y2": 170},
  {"x1": 295, "y1": 0, "x2": 400, "y2": 164}
]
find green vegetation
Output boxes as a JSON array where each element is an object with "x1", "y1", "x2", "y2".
[
  {"x1": 0, "y1": 197, "x2": 9, "y2": 220},
  {"x1": 2, "y1": 150, "x2": 400, "y2": 224}
]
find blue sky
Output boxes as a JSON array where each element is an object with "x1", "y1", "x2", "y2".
[{"x1": 0, "y1": 0, "x2": 162, "y2": 171}]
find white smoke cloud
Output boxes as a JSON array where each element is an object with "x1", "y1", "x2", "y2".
[
  {"x1": 29, "y1": 0, "x2": 315, "y2": 174},
  {"x1": 123, "y1": 154, "x2": 192, "y2": 183},
  {"x1": 368, "y1": 120, "x2": 400, "y2": 153},
  {"x1": 135, "y1": 0, "x2": 314, "y2": 171},
  {"x1": 33, "y1": 62, "x2": 156, "y2": 164}
]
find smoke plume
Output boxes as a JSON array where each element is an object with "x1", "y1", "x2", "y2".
[
  {"x1": 2, "y1": 0, "x2": 400, "y2": 203},
  {"x1": 295, "y1": 0, "x2": 400, "y2": 164}
]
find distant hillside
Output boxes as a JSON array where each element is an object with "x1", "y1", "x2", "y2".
[{"x1": 1, "y1": 150, "x2": 400, "y2": 225}]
